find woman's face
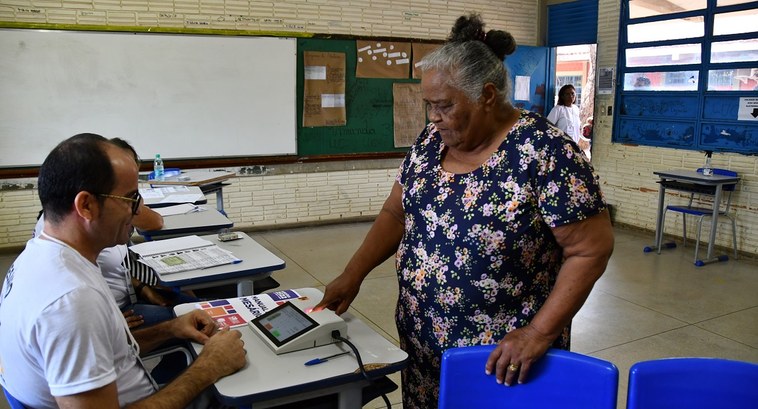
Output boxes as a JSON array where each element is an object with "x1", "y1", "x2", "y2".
[
  {"x1": 421, "y1": 69, "x2": 484, "y2": 150},
  {"x1": 561, "y1": 87, "x2": 576, "y2": 105}
]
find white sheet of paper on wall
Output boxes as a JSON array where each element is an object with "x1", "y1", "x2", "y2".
[
  {"x1": 515, "y1": 76, "x2": 530, "y2": 101},
  {"x1": 304, "y1": 66, "x2": 327, "y2": 80},
  {"x1": 321, "y1": 94, "x2": 345, "y2": 108}
]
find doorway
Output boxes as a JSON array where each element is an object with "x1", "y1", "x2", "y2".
[{"x1": 554, "y1": 43, "x2": 597, "y2": 128}]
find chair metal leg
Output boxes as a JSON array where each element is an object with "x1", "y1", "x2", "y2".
[
  {"x1": 694, "y1": 215, "x2": 704, "y2": 263},
  {"x1": 658, "y1": 208, "x2": 667, "y2": 254},
  {"x1": 730, "y1": 216, "x2": 738, "y2": 260},
  {"x1": 681, "y1": 214, "x2": 687, "y2": 247}
]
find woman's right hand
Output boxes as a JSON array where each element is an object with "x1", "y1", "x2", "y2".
[{"x1": 313, "y1": 272, "x2": 364, "y2": 315}]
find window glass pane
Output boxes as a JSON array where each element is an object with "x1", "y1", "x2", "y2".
[
  {"x1": 624, "y1": 71, "x2": 699, "y2": 91},
  {"x1": 629, "y1": 0, "x2": 705, "y2": 18},
  {"x1": 714, "y1": 9, "x2": 758, "y2": 36},
  {"x1": 626, "y1": 44, "x2": 701, "y2": 67},
  {"x1": 708, "y1": 68, "x2": 758, "y2": 90},
  {"x1": 711, "y1": 38, "x2": 758, "y2": 63},
  {"x1": 627, "y1": 17, "x2": 704, "y2": 43}
]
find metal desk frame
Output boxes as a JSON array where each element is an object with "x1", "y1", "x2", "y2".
[{"x1": 649, "y1": 169, "x2": 740, "y2": 265}]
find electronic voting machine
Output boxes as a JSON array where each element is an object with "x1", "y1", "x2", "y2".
[{"x1": 249, "y1": 294, "x2": 347, "y2": 354}]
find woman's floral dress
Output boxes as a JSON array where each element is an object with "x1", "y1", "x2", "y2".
[{"x1": 394, "y1": 109, "x2": 606, "y2": 408}]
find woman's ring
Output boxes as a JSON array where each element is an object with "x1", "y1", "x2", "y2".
[{"x1": 508, "y1": 363, "x2": 520, "y2": 371}]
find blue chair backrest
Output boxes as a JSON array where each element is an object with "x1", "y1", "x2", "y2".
[
  {"x1": 696, "y1": 168, "x2": 738, "y2": 191},
  {"x1": 627, "y1": 357, "x2": 758, "y2": 409},
  {"x1": 439, "y1": 346, "x2": 619, "y2": 409},
  {"x1": 2, "y1": 387, "x2": 28, "y2": 409}
]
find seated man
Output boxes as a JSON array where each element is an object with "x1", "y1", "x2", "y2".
[{"x1": 0, "y1": 133, "x2": 246, "y2": 408}]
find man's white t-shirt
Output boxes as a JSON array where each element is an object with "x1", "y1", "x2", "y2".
[
  {"x1": 34, "y1": 216, "x2": 133, "y2": 308},
  {"x1": 0, "y1": 237, "x2": 155, "y2": 407}
]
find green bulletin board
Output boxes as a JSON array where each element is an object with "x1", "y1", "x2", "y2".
[{"x1": 296, "y1": 38, "x2": 419, "y2": 157}]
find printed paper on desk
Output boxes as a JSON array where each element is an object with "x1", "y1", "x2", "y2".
[
  {"x1": 159, "y1": 193, "x2": 204, "y2": 204},
  {"x1": 153, "y1": 203, "x2": 198, "y2": 216},
  {"x1": 135, "y1": 245, "x2": 239, "y2": 274},
  {"x1": 130, "y1": 235, "x2": 214, "y2": 257}
]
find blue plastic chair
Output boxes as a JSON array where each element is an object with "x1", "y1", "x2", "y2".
[
  {"x1": 627, "y1": 357, "x2": 758, "y2": 409},
  {"x1": 439, "y1": 346, "x2": 619, "y2": 409},
  {"x1": 2, "y1": 387, "x2": 28, "y2": 409},
  {"x1": 662, "y1": 168, "x2": 738, "y2": 265}
]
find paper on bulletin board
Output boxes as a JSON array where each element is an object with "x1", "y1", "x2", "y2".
[
  {"x1": 411, "y1": 42, "x2": 440, "y2": 79},
  {"x1": 356, "y1": 40, "x2": 411, "y2": 79},
  {"x1": 393, "y1": 83, "x2": 425, "y2": 147},
  {"x1": 597, "y1": 67, "x2": 615, "y2": 95},
  {"x1": 515, "y1": 76, "x2": 531, "y2": 101},
  {"x1": 303, "y1": 51, "x2": 346, "y2": 127}
]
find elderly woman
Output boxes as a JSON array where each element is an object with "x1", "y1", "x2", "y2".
[{"x1": 315, "y1": 14, "x2": 613, "y2": 408}]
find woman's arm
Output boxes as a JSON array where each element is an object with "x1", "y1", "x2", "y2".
[
  {"x1": 314, "y1": 182, "x2": 405, "y2": 315},
  {"x1": 486, "y1": 209, "x2": 614, "y2": 385},
  {"x1": 133, "y1": 203, "x2": 164, "y2": 231}
]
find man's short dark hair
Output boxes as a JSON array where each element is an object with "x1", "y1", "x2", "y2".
[{"x1": 38, "y1": 133, "x2": 116, "y2": 223}]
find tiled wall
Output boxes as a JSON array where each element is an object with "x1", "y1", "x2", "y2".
[{"x1": 2, "y1": 0, "x2": 757, "y2": 257}]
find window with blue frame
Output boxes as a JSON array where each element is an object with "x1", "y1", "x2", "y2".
[{"x1": 614, "y1": 0, "x2": 758, "y2": 154}]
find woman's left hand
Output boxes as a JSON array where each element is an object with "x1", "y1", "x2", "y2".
[{"x1": 485, "y1": 324, "x2": 554, "y2": 386}]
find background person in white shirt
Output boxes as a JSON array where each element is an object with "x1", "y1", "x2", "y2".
[
  {"x1": 547, "y1": 84, "x2": 592, "y2": 161},
  {"x1": 0, "y1": 133, "x2": 245, "y2": 408}
]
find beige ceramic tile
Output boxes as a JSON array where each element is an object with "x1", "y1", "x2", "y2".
[
  {"x1": 696, "y1": 306, "x2": 758, "y2": 349},
  {"x1": 572, "y1": 289, "x2": 687, "y2": 354},
  {"x1": 592, "y1": 325, "x2": 758, "y2": 409}
]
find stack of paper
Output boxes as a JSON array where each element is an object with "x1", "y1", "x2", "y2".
[{"x1": 129, "y1": 235, "x2": 240, "y2": 274}]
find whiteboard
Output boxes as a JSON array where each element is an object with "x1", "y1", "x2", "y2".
[{"x1": 0, "y1": 29, "x2": 297, "y2": 167}]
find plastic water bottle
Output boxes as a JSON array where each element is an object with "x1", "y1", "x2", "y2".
[
  {"x1": 153, "y1": 154, "x2": 165, "y2": 181},
  {"x1": 703, "y1": 151, "x2": 713, "y2": 176}
]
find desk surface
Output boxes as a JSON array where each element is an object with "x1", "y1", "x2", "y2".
[
  {"x1": 148, "y1": 170, "x2": 234, "y2": 186},
  {"x1": 141, "y1": 185, "x2": 207, "y2": 207},
  {"x1": 654, "y1": 169, "x2": 740, "y2": 184},
  {"x1": 174, "y1": 288, "x2": 407, "y2": 406},
  {"x1": 137, "y1": 205, "x2": 233, "y2": 239},
  {"x1": 156, "y1": 232, "x2": 284, "y2": 289}
]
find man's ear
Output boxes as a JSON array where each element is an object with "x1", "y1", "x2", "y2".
[{"x1": 73, "y1": 191, "x2": 98, "y2": 222}]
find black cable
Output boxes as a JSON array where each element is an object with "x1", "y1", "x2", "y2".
[{"x1": 332, "y1": 330, "x2": 392, "y2": 409}]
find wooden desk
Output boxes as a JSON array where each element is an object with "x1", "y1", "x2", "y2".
[
  {"x1": 141, "y1": 185, "x2": 206, "y2": 207},
  {"x1": 136, "y1": 205, "x2": 233, "y2": 241},
  {"x1": 155, "y1": 232, "x2": 284, "y2": 296},
  {"x1": 148, "y1": 170, "x2": 234, "y2": 214},
  {"x1": 649, "y1": 169, "x2": 740, "y2": 265},
  {"x1": 174, "y1": 288, "x2": 407, "y2": 408}
]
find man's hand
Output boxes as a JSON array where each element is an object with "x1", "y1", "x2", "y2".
[
  {"x1": 170, "y1": 309, "x2": 218, "y2": 344},
  {"x1": 123, "y1": 309, "x2": 144, "y2": 329},
  {"x1": 193, "y1": 327, "x2": 247, "y2": 382}
]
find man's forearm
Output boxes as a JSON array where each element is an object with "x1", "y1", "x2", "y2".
[
  {"x1": 133, "y1": 320, "x2": 176, "y2": 354},
  {"x1": 126, "y1": 359, "x2": 217, "y2": 409}
]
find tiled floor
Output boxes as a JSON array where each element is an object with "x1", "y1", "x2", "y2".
[{"x1": 1, "y1": 223, "x2": 756, "y2": 409}]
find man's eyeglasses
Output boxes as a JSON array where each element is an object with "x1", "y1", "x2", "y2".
[{"x1": 98, "y1": 192, "x2": 142, "y2": 215}]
